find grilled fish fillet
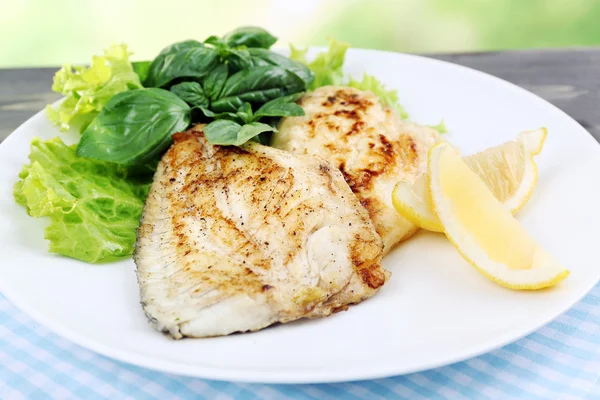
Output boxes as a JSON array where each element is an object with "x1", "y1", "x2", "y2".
[
  {"x1": 272, "y1": 86, "x2": 442, "y2": 254},
  {"x1": 134, "y1": 126, "x2": 387, "y2": 338}
]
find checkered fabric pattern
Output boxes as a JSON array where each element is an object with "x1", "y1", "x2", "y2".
[{"x1": 1, "y1": 286, "x2": 600, "y2": 400}]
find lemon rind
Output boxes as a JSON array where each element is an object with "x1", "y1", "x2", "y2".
[
  {"x1": 520, "y1": 127, "x2": 548, "y2": 156},
  {"x1": 503, "y1": 153, "x2": 539, "y2": 213},
  {"x1": 392, "y1": 180, "x2": 444, "y2": 232}
]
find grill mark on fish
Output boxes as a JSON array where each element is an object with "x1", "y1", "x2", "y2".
[
  {"x1": 273, "y1": 86, "x2": 441, "y2": 253},
  {"x1": 135, "y1": 126, "x2": 388, "y2": 337}
]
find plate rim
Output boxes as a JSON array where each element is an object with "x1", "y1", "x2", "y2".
[{"x1": 1, "y1": 47, "x2": 599, "y2": 384}]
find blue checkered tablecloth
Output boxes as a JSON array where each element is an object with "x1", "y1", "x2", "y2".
[{"x1": 1, "y1": 286, "x2": 600, "y2": 400}]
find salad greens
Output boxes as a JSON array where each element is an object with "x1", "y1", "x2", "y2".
[
  {"x1": 223, "y1": 26, "x2": 277, "y2": 49},
  {"x1": 144, "y1": 44, "x2": 219, "y2": 88},
  {"x1": 203, "y1": 94, "x2": 304, "y2": 145},
  {"x1": 46, "y1": 44, "x2": 143, "y2": 133},
  {"x1": 77, "y1": 88, "x2": 191, "y2": 166},
  {"x1": 170, "y1": 82, "x2": 209, "y2": 108},
  {"x1": 428, "y1": 119, "x2": 448, "y2": 134},
  {"x1": 132, "y1": 61, "x2": 151, "y2": 83},
  {"x1": 253, "y1": 93, "x2": 305, "y2": 119},
  {"x1": 14, "y1": 137, "x2": 150, "y2": 263},
  {"x1": 290, "y1": 38, "x2": 349, "y2": 89},
  {"x1": 247, "y1": 48, "x2": 314, "y2": 88},
  {"x1": 19, "y1": 25, "x2": 443, "y2": 264},
  {"x1": 204, "y1": 120, "x2": 276, "y2": 146},
  {"x1": 202, "y1": 64, "x2": 228, "y2": 101},
  {"x1": 348, "y1": 73, "x2": 409, "y2": 120},
  {"x1": 210, "y1": 65, "x2": 305, "y2": 112},
  {"x1": 76, "y1": 27, "x2": 313, "y2": 165}
]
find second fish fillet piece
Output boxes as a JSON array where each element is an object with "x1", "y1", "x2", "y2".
[
  {"x1": 134, "y1": 126, "x2": 387, "y2": 338},
  {"x1": 272, "y1": 86, "x2": 442, "y2": 254}
]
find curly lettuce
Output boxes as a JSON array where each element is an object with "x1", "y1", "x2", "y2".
[
  {"x1": 290, "y1": 38, "x2": 349, "y2": 89},
  {"x1": 14, "y1": 137, "x2": 151, "y2": 263},
  {"x1": 428, "y1": 119, "x2": 448, "y2": 134},
  {"x1": 348, "y1": 73, "x2": 409, "y2": 120},
  {"x1": 46, "y1": 44, "x2": 142, "y2": 133}
]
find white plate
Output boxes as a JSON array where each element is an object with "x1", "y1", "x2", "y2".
[{"x1": 1, "y1": 48, "x2": 600, "y2": 384}]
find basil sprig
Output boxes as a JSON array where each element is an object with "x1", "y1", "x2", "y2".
[{"x1": 76, "y1": 27, "x2": 312, "y2": 166}]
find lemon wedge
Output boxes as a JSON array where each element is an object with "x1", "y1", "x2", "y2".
[
  {"x1": 392, "y1": 128, "x2": 546, "y2": 232},
  {"x1": 428, "y1": 142, "x2": 569, "y2": 290}
]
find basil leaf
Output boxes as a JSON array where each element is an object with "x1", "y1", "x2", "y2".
[
  {"x1": 253, "y1": 100, "x2": 304, "y2": 120},
  {"x1": 204, "y1": 36, "x2": 224, "y2": 47},
  {"x1": 237, "y1": 122, "x2": 277, "y2": 145},
  {"x1": 145, "y1": 47, "x2": 219, "y2": 88},
  {"x1": 204, "y1": 120, "x2": 276, "y2": 146},
  {"x1": 204, "y1": 119, "x2": 242, "y2": 145},
  {"x1": 204, "y1": 36, "x2": 235, "y2": 62},
  {"x1": 248, "y1": 48, "x2": 314, "y2": 88},
  {"x1": 236, "y1": 102, "x2": 253, "y2": 124},
  {"x1": 203, "y1": 64, "x2": 228, "y2": 101},
  {"x1": 77, "y1": 88, "x2": 191, "y2": 166},
  {"x1": 132, "y1": 61, "x2": 151, "y2": 84},
  {"x1": 248, "y1": 57, "x2": 271, "y2": 68},
  {"x1": 227, "y1": 49, "x2": 252, "y2": 72},
  {"x1": 223, "y1": 27, "x2": 277, "y2": 49},
  {"x1": 268, "y1": 92, "x2": 305, "y2": 104},
  {"x1": 170, "y1": 82, "x2": 209, "y2": 107},
  {"x1": 158, "y1": 40, "x2": 204, "y2": 57},
  {"x1": 255, "y1": 131, "x2": 273, "y2": 145},
  {"x1": 197, "y1": 107, "x2": 243, "y2": 124},
  {"x1": 211, "y1": 66, "x2": 305, "y2": 112}
]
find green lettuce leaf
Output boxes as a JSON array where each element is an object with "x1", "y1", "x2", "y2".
[
  {"x1": 46, "y1": 44, "x2": 142, "y2": 132},
  {"x1": 14, "y1": 137, "x2": 151, "y2": 263},
  {"x1": 290, "y1": 38, "x2": 349, "y2": 89},
  {"x1": 428, "y1": 119, "x2": 448, "y2": 133},
  {"x1": 348, "y1": 73, "x2": 409, "y2": 120},
  {"x1": 288, "y1": 44, "x2": 308, "y2": 64}
]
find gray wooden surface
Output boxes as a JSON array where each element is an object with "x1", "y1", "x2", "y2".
[{"x1": 1, "y1": 48, "x2": 599, "y2": 142}]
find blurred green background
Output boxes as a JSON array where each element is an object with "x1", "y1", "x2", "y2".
[{"x1": 3, "y1": 0, "x2": 600, "y2": 67}]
